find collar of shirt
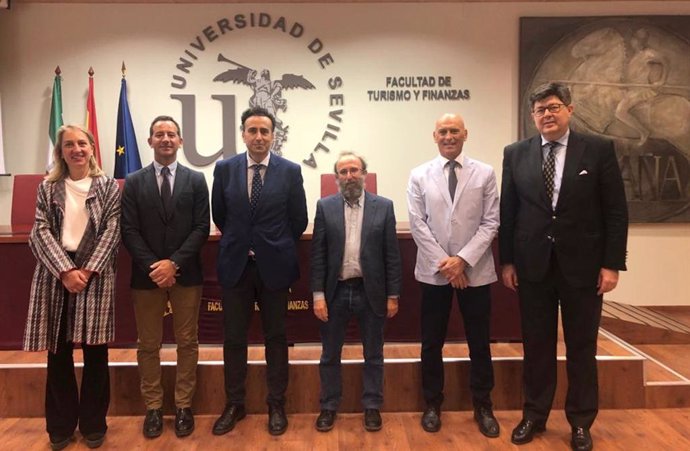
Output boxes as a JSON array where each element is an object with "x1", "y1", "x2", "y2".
[
  {"x1": 437, "y1": 153, "x2": 465, "y2": 168},
  {"x1": 247, "y1": 151, "x2": 270, "y2": 168},
  {"x1": 541, "y1": 128, "x2": 570, "y2": 149},
  {"x1": 344, "y1": 191, "x2": 365, "y2": 209},
  {"x1": 153, "y1": 159, "x2": 178, "y2": 176}
]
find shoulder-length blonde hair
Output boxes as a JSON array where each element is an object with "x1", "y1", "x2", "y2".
[{"x1": 46, "y1": 124, "x2": 105, "y2": 182}]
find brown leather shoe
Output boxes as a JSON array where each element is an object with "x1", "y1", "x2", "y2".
[
  {"x1": 511, "y1": 418, "x2": 546, "y2": 445},
  {"x1": 212, "y1": 404, "x2": 246, "y2": 435}
]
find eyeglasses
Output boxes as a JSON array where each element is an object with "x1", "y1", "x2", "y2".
[
  {"x1": 337, "y1": 167, "x2": 362, "y2": 176},
  {"x1": 532, "y1": 103, "x2": 568, "y2": 117}
]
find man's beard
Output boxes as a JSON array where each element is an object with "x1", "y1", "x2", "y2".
[{"x1": 339, "y1": 179, "x2": 364, "y2": 203}]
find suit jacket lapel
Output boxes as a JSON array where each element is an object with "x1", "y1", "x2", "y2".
[
  {"x1": 144, "y1": 164, "x2": 167, "y2": 223},
  {"x1": 168, "y1": 164, "x2": 188, "y2": 221},
  {"x1": 234, "y1": 155, "x2": 250, "y2": 216},
  {"x1": 361, "y1": 191, "x2": 377, "y2": 249},
  {"x1": 431, "y1": 158, "x2": 454, "y2": 209},
  {"x1": 556, "y1": 132, "x2": 585, "y2": 211},
  {"x1": 325, "y1": 194, "x2": 345, "y2": 264},
  {"x1": 454, "y1": 159, "x2": 473, "y2": 208},
  {"x1": 528, "y1": 137, "x2": 551, "y2": 208}
]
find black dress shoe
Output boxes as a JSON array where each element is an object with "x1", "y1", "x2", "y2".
[
  {"x1": 571, "y1": 427, "x2": 593, "y2": 451},
  {"x1": 421, "y1": 406, "x2": 441, "y2": 433},
  {"x1": 143, "y1": 408, "x2": 163, "y2": 439},
  {"x1": 268, "y1": 405, "x2": 288, "y2": 436},
  {"x1": 175, "y1": 407, "x2": 195, "y2": 437},
  {"x1": 49, "y1": 434, "x2": 74, "y2": 451},
  {"x1": 474, "y1": 406, "x2": 500, "y2": 438},
  {"x1": 511, "y1": 418, "x2": 546, "y2": 445},
  {"x1": 212, "y1": 404, "x2": 246, "y2": 435},
  {"x1": 364, "y1": 409, "x2": 382, "y2": 432},
  {"x1": 84, "y1": 432, "x2": 106, "y2": 449},
  {"x1": 315, "y1": 410, "x2": 336, "y2": 432}
]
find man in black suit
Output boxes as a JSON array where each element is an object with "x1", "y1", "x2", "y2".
[
  {"x1": 121, "y1": 115, "x2": 210, "y2": 439},
  {"x1": 311, "y1": 151, "x2": 401, "y2": 433},
  {"x1": 211, "y1": 107, "x2": 308, "y2": 436},
  {"x1": 499, "y1": 82, "x2": 628, "y2": 451}
]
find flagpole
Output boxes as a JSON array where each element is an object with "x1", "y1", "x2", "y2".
[
  {"x1": 114, "y1": 61, "x2": 142, "y2": 179},
  {"x1": 86, "y1": 66, "x2": 102, "y2": 167},
  {"x1": 47, "y1": 65, "x2": 64, "y2": 172}
]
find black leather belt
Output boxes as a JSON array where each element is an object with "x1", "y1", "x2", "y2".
[{"x1": 338, "y1": 277, "x2": 363, "y2": 285}]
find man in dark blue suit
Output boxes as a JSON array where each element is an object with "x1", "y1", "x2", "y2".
[
  {"x1": 211, "y1": 107, "x2": 308, "y2": 436},
  {"x1": 121, "y1": 115, "x2": 210, "y2": 439},
  {"x1": 310, "y1": 152, "x2": 401, "y2": 433},
  {"x1": 500, "y1": 83, "x2": 628, "y2": 451}
]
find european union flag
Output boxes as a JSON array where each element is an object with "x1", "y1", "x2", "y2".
[{"x1": 113, "y1": 78, "x2": 142, "y2": 179}]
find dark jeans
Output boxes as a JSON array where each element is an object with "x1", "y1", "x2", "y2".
[
  {"x1": 222, "y1": 259, "x2": 289, "y2": 407},
  {"x1": 319, "y1": 279, "x2": 386, "y2": 411},
  {"x1": 46, "y1": 290, "x2": 109, "y2": 439},
  {"x1": 518, "y1": 253, "x2": 603, "y2": 429},
  {"x1": 420, "y1": 283, "x2": 494, "y2": 409}
]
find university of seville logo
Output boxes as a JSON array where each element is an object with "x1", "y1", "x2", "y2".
[
  {"x1": 213, "y1": 54, "x2": 316, "y2": 155},
  {"x1": 169, "y1": 12, "x2": 344, "y2": 169}
]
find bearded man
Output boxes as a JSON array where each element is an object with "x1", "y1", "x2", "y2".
[{"x1": 310, "y1": 151, "x2": 402, "y2": 433}]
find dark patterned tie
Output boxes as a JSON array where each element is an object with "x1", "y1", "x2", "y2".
[
  {"x1": 543, "y1": 142, "x2": 557, "y2": 203},
  {"x1": 250, "y1": 164, "x2": 263, "y2": 214},
  {"x1": 160, "y1": 166, "x2": 172, "y2": 214},
  {"x1": 448, "y1": 160, "x2": 458, "y2": 202}
]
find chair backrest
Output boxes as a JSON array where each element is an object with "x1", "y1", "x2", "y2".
[
  {"x1": 11, "y1": 174, "x2": 45, "y2": 226},
  {"x1": 11, "y1": 175, "x2": 126, "y2": 226},
  {"x1": 320, "y1": 173, "x2": 377, "y2": 198}
]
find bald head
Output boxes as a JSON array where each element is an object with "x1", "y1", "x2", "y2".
[{"x1": 433, "y1": 113, "x2": 468, "y2": 160}]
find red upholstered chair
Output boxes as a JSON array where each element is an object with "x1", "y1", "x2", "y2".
[
  {"x1": 11, "y1": 175, "x2": 126, "y2": 227},
  {"x1": 320, "y1": 173, "x2": 377, "y2": 198},
  {"x1": 11, "y1": 174, "x2": 45, "y2": 226}
]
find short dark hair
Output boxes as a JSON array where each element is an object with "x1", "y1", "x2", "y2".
[
  {"x1": 333, "y1": 151, "x2": 368, "y2": 174},
  {"x1": 528, "y1": 82, "x2": 572, "y2": 110},
  {"x1": 149, "y1": 115, "x2": 181, "y2": 138},
  {"x1": 240, "y1": 107, "x2": 275, "y2": 131}
]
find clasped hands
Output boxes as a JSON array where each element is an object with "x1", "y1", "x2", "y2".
[
  {"x1": 60, "y1": 268, "x2": 94, "y2": 293},
  {"x1": 149, "y1": 259, "x2": 178, "y2": 288},
  {"x1": 313, "y1": 297, "x2": 399, "y2": 323},
  {"x1": 438, "y1": 256, "x2": 469, "y2": 289}
]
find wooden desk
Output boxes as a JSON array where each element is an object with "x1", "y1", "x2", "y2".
[{"x1": 0, "y1": 225, "x2": 521, "y2": 349}]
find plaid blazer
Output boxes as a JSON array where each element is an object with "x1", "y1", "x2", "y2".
[{"x1": 24, "y1": 176, "x2": 121, "y2": 352}]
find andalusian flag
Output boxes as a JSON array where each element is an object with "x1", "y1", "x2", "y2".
[
  {"x1": 85, "y1": 67, "x2": 102, "y2": 167},
  {"x1": 113, "y1": 64, "x2": 141, "y2": 179},
  {"x1": 48, "y1": 66, "x2": 64, "y2": 171}
]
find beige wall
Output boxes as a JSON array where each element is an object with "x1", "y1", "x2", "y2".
[{"x1": 1, "y1": 2, "x2": 689, "y2": 306}]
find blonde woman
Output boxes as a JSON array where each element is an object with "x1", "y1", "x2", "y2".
[{"x1": 24, "y1": 125, "x2": 121, "y2": 450}]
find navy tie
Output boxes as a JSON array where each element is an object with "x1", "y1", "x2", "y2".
[{"x1": 250, "y1": 164, "x2": 263, "y2": 213}]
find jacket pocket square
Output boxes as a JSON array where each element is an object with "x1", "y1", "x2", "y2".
[{"x1": 578, "y1": 170, "x2": 589, "y2": 175}]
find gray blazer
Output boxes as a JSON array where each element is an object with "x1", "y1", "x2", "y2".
[
  {"x1": 310, "y1": 191, "x2": 402, "y2": 317},
  {"x1": 407, "y1": 154, "x2": 499, "y2": 287}
]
